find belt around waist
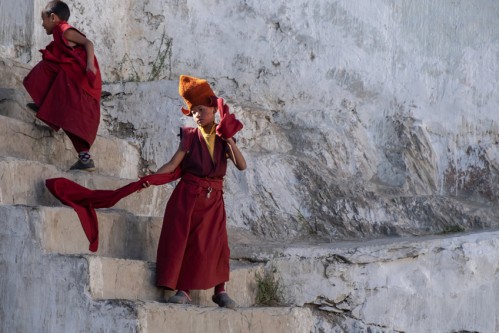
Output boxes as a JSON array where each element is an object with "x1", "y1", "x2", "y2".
[{"x1": 181, "y1": 173, "x2": 223, "y2": 190}]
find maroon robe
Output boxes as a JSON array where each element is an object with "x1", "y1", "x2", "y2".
[
  {"x1": 155, "y1": 127, "x2": 230, "y2": 290},
  {"x1": 23, "y1": 21, "x2": 102, "y2": 150}
]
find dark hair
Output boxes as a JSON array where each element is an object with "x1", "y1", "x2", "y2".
[{"x1": 44, "y1": 1, "x2": 70, "y2": 21}]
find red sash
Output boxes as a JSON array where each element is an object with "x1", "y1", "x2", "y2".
[{"x1": 45, "y1": 168, "x2": 182, "y2": 252}]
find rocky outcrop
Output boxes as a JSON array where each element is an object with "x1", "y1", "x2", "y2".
[{"x1": 230, "y1": 229, "x2": 499, "y2": 332}]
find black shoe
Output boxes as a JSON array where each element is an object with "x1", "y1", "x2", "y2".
[
  {"x1": 212, "y1": 292, "x2": 236, "y2": 309},
  {"x1": 69, "y1": 158, "x2": 96, "y2": 172},
  {"x1": 26, "y1": 102, "x2": 39, "y2": 112}
]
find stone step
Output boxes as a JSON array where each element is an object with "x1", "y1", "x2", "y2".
[
  {"x1": 31, "y1": 207, "x2": 262, "y2": 306},
  {"x1": 0, "y1": 156, "x2": 171, "y2": 217},
  {"x1": 0, "y1": 204, "x2": 142, "y2": 333},
  {"x1": 0, "y1": 113, "x2": 141, "y2": 179},
  {"x1": 0, "y1": 58, "x2": 30, "y2": 90},
  {"x1": 0, "y1": 87, "x2": 34, "y2": 123},
  {"x1": 137, "y1": 303, "x2": 314, "y2": 333},
  {"x1": 11, "y1": 204, "x2": 264, "y2": 307},
  {"x1": 0, "y1": 205, "x2": 292, "y2": 333},
  {"x1": 39, "y1": 206, "x2": 264, "y2": 307},
  {"x1": 39, "y1": 206, "x2": 161, "y2": 261},
  {"x1": 87, "y1": 256, "x2": 263, "y2": 308},
  {"x1": 39, "y1": 206, "x2": 261, "y2": 265},
  {"x1": 31, "y1": 204, "x2": 264, "y2": 307}
]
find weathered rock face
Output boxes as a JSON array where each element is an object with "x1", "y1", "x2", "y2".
[
  {"x1": 230, "y1": 230, "x2": 499, "y2": 333},
  {"x1": 4, "y1": 0, "x2": 498, "y2": 241}
]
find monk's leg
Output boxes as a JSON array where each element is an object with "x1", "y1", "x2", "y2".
[
  {"x1": 23, "y1": 60, "x2": 60, "y2": 107},
  {"x1": 65, "y1": 130, "x2": 95, "y2": 171}
]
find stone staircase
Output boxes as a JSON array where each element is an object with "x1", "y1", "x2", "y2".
[
  {"x1": 0, "y1": 58, "x2": 313, "y2": 332},
  {"x1": 0, "y1": 58, "x2": 498, "y2": 333}
]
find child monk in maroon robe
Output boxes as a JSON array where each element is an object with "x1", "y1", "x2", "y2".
[
  {"x1": 142, "y1": 75, "x2": 247, "y2": 308},
  {"x1": 23, "y1": 0, "x2": 102, "y2": 171}
]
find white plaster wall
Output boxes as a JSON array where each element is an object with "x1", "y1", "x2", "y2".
[
  {"x1": 12, "y1": 0, "x2": 499, "y2": 177},
  {"x1": 0, "y1": 0, "x2": 33, "y2": 62},
  {"x1": 22, "y1": 0, "x2": 498, "y2": 126},
  {"x1": 155, "y1": 0, "x2": 498, "y2": 200},
  {"x1": 0, "y1": 205, "x2": 140, "y2": 332}
]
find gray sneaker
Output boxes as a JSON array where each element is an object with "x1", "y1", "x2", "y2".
[
  {"x1": 212, "y1": 292, "x2": 236, "y2": 309},
  {"x1": 167, "y1": 291, "x2": 191, "y2": 304},
  {"x1": 69, "y1": 158, "x2": 96, "y2": 172}
]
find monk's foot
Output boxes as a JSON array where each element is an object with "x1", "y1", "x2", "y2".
[
  {"x1": 26, "y1": 102, "x2": 39, "y2": 112},
  {"x1": 69, "y1": 158, "x2": 96, "y2": 172},
  {"x1": 212, "y1": 292, "x2": 236, "y2": 309},
  {"x1": 167, "y1": 290, "x2": 191, "y2": 304}
]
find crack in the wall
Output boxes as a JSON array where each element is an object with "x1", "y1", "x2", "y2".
[
  {"x1": 308, "y1": 303, "x2": 405, "y2": 333},
  {"x1": 13, "y1": 130, "x2": 53, "y2": 141}
]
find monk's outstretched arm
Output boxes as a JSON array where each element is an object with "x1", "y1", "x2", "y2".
[{"x1": 156, "y1": 143, "x2": 186, "y2": 174}]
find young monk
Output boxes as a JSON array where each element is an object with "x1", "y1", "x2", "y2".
[
  {"x1": 23, "y1": 0, "x2": 102, "y2": 171},
  {"x1": 142, "y1": 75, "x2": 246, "y2": 308}
]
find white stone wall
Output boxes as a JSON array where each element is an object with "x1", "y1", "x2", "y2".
[
  {"x1": 0, "y1": 206, "x2": 140, "y2": 332},
  {"x1": 0, "y1": 0, "x2": 33, "y2": 62}
]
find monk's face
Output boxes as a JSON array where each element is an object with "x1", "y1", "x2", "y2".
[
  {"x1": 191, "y1": 105, "x2": 216, "y2": 127},
  {"x1": 41, "y1": 12, "x2": 59, "y2": 35}
]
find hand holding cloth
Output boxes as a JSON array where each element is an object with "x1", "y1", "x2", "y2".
[
  {"x1": 215, "y1": 98, "x2": 243, "y2": 140},
  {"x1": 45, "y1": 168, "x2": 182, "y2": 252}
]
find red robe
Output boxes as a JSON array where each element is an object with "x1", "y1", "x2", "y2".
[
  {"x1": 23, "y1": 21, "x2": 102, "y2": 149},
  {"x1": 156, "y1": 127, "x2": 230, "y2": 290}
]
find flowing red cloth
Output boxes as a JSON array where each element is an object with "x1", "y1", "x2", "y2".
[
  {"x1": 23, "y1": 21, "x2": 102, "y2": 149},
  {"x1": 45, "y1": 168, "x2": 182, "y2": 252}
]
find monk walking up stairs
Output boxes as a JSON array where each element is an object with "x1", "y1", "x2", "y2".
[{"x1": 23, "y1": 0, "x2": 102, "y2": 171}]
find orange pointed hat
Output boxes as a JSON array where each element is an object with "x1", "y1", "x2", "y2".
[{"x1": 178, "y1": 75, "x2": 217, "y2": 116}]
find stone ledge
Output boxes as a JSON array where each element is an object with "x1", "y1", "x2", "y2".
[
  {"x1": 137, "y1": 302, "x2": 314, "y2": 333},
  {"x1": 39, "y1": 206, "x2": 162, "y2": 261},
  {"x1": 229, "y1": 227, "x2": 499, "y2": 263},
  {"x1": 86, "y1": 256, "x2": 263, "y2": 308},
  {"x1": 0, "y1": 156, "x2": 171, "y2": 217},
  {"x1": 235, "y1": 231, "x2": 499, "y2": 333},
  {"x1": 0, "y1": 112, "x2": 141, "y2": 179}
]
